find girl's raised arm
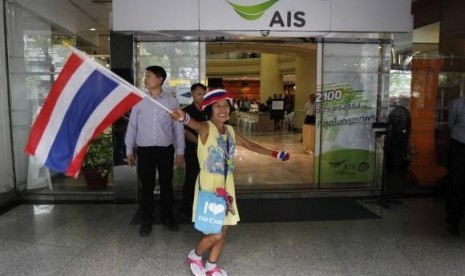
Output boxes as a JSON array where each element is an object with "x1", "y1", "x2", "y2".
[{"x1": 170, "y1": 108, "x2": 209, "y2": 143}]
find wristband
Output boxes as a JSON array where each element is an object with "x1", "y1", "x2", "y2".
[
  {"x1": 272, "y1": 150, "x2": 290, "y2": 161},
  {"x1": 181, "y1": 112, "x2": 191, "y2": 125}
]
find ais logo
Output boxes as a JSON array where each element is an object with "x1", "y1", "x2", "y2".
[{"x1": 226, "y1": 0, "x2": 306, "y2": 28}]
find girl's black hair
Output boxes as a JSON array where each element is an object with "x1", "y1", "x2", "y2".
[{"x1": 203, "y1": 100, "x2": 234, "y2": 120}]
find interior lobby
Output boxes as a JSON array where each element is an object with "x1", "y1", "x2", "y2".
[{"x1": 1, "y1": 0, "x2": 464, "y2": 204}]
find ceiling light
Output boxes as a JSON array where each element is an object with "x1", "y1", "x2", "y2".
[{"x1": 90, "y1": 28, "x2": 96, "y2": 31}]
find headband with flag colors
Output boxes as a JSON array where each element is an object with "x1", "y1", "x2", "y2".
[
  {"x1": 201, "y1": 89, "x2": 233, "y2": 111},
  {"x1": 24, "y1": 50, "x2": 148, "y2": 178}
]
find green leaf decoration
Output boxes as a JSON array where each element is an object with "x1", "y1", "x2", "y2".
[{"x1": 226, "y1": 0, "x2": 279, "y2": 20}]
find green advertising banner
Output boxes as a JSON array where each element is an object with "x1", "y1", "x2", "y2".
[{"x1": 314, "y1": 84, "x2": 377, "y2": 184}]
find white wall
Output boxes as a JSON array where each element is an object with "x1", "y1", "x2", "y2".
[
  {"x1": 15, "y1": 0, "x2": 99, "y2": 46},
  {"x1": 114, "y1": 0, "x2": 411, "y2": 34}
]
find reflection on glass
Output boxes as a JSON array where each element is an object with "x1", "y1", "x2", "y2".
[{"x1": 136, "y1": 42, "x2": 200, "y2": 106}]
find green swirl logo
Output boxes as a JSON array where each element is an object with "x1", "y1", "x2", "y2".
[{"x1": 226, "y1": 0, "x2": 279, "y2": 20}]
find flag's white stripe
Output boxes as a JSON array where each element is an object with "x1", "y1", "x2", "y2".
[
  {"x1": 72, "y1": 85, "x2": 134, "y2": 159},
  {"x1": 34, "y1": 61, "x2": 95, "y2": 164}
]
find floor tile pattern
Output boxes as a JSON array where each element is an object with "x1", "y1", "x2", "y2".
[{"x1": 1, "y1": 198, "x2": 464, "y2": 275}]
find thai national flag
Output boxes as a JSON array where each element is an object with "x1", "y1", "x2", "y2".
[{"x1": 24, "y1": 50, "x2": 146, "y2": 178}]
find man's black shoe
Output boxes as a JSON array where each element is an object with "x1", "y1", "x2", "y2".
[
  {"x1": 139, "y1": 224, "x2": 152, "y2": 237},
  {"x1": 181, "y1": 212, "x2": 192, "y2": 222},
  {"x1": 447, "y1": 224, "x2": 460, "y2": 236},
  {"x1": 162, "y1": 218, "x2": 180, "y2": 232}
]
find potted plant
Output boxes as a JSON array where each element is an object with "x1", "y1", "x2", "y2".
[{"x1": 81, "y1": 130, "x2": 113, "y2": 189}]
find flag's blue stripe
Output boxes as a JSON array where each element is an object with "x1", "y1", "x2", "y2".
[{"x1": 45, "y1": 70, "x2": 118, "y2": 173}]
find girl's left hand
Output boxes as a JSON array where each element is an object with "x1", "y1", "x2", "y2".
[{"x1": 272, "y1": 150, "x2": 290, "y2": 161}]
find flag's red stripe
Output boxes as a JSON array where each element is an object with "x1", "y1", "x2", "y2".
[
  {"x1": 202, "y1": 94, "x2": 231, "y2": 110},
  {"x1": 24, "y1": 53, "x2": 84, "y2": 155},
  {"x1": 65, "y1": 93, "x2": 143, "y2": 177}
]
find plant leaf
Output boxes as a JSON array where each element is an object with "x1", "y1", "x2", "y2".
[{"x1": 226, "y1": 0, "x2": 279, "y2": 21}]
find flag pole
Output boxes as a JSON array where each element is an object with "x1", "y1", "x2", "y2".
[{"x1": 71, "y1": 48, "x2": 173, "y2": 114}]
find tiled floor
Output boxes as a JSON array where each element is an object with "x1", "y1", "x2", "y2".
[
  {"x1": 233, "y1": 132, "x2": 314, "y2": 189},
  {"x1": 1, "y1": 197, "x2": 464, "y2": 276}
]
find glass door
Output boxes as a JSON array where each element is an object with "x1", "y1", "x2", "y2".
[{"x1": 315, "y1": 40, "x2": 391, "y2": 189}]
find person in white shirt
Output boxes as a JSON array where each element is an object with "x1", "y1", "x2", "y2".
[
  {"x1": 125, "y1": 65, "x2": 185, "y2": 236},
  {"x1": 303, "y1": 94, "x2": 316, "y2": 125}
]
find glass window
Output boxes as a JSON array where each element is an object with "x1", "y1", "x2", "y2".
[
  {"x1": 135, "y1": 41, "x2": 201, "y2": 188},
  {"x1": 136, "y1": 42, "x2": 201, "y2": 106},
  {"x1": 315, "y1": 41, "x2": 391, "y2": 189},
  {"x1": 6, "y1": 2, "x2": 77, "y2": 191}
]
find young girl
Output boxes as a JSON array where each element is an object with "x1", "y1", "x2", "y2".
[{"x1": 171, "y1": 89, "x2": 290, "y2": 276}]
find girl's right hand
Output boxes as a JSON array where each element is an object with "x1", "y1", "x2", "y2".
[{"x1": 170, "y1": 109, "x2": 185, "y2": 121}]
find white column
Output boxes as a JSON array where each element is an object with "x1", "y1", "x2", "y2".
[
  {"x1": 294, "y1": 53, "x2": 317, "y2": 130},
  {"x1": 260, "y1": 54, "x2": 282, "y2": 102}
]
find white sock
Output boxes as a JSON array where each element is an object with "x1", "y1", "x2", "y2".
[
  {"x1": 189, "y1": 249, "x2": 202, "y2": 261},
  {"x1": 205, "y1": 261, "x2": 217, "y2": 271}
]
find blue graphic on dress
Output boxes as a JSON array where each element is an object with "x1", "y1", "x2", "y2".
[{"x1": 205, "y1": 131, "x2": 235, "y2": 175}]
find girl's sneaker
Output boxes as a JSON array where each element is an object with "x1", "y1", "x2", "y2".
[
  {"x1": 206, "y1": 266, "x2": 228, "y2": 276},
  {"x1": 188, "y1": 255, "x2": 206, "y2": 276}
]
